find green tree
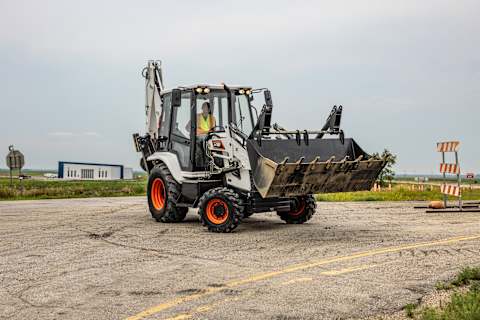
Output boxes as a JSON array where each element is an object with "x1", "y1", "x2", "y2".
[{"x1": 372, "y1": 149, "x2": 397, "y2": 186}]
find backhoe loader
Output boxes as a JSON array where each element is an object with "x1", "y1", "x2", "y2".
[{"x1": 133, "y1": 61, "x2": 386, "y2": 232}]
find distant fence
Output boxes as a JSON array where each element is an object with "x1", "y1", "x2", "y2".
[{"x1": 371, "y1": 181, "x2": 479, "y2": 192}]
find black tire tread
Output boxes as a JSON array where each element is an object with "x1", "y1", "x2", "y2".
[
  {"x1": 148, "y1": 163, "x2": 187, "y2": 223},
  {"x1": 277, "y1": 195, "x2": 316, "y2": 224},
  {"x1": 198, "y1": 187, "x2": 244, "y2": 233}
]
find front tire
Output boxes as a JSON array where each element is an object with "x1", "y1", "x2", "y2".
[
  {"x1": 198, "y1": 187, "x2": 244, "y2": 233},
  {"x1": 277, "y1": 195, "x2": 316, "y2": 224},
  {"x1": 147, "y1": 163, "x2": 188, "y2": 223}
]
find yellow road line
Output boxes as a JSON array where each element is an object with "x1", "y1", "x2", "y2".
[
  {"x1": 167, "y1": 263, "x2": 376, "y2": 320},
  {"x1": 163, "y1": 315, "x2": 191, "y2": 320},
  {"x1": 194, "y1": 305, "x2": 212, "y2": 313},
  {"x1": 321, "y1": 264, "x2": 374, "y2": 276},
  {"x1": 280, "y1": 277, "x2": 313, "y2": 286},
  {"x1": 125, "y1": 234, "x2": 480, "y2": 320},
  {"x1": 163, "y1": 289, "x2": 254, "y2": 320}
]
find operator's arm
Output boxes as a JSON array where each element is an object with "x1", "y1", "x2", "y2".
[{"x1": 210, "y1": 116, "x2": 217, "y2": 130}]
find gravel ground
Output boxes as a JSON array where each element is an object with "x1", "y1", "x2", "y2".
[{"x1": 0, "y1": 197, "x2": 479, "y2": 320}]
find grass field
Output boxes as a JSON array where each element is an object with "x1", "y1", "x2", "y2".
[
  {"x1": 396, "y1": 175, "x2": 479, "y2": 185},
  {"x1": 0, "y1": 178, "x2": 146, "y2": 200},
  {"x1": 316, "y1": 185, "x2": 480, "y2": 202},
  {"x1": 2, "y1": 178, "x2": 480, "y2": 202}
]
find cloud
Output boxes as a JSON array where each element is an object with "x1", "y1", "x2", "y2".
[
  {"x1": 48, "y1": 131, "x2": 74, "y2": 136},
  {"x1": 82, "y1": 131, "x2": 100, "y2": 137},
  {"x1": 2, "y1": 1, "x2": 479, "y2": 172},
  {"x1": 48, "y1": 131, "x2": 101, "y2": 137}
]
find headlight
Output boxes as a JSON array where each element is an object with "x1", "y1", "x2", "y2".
[
  {"x1": 239, "y1": 89, "x2": 245, "y2": 94},
  {"x1": 203, "y1": 88, "x2": 211, "y2": 93},
  {"x1": 196, "y1": 87, "x2": 203, "y2": 93},
  {"x1": 245, "y1": 89, "x2": 252, "y2": 95}
]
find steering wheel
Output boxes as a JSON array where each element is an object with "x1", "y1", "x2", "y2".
[{"x1": 208, "y1": 126, "x2": 225, "y2": 133}]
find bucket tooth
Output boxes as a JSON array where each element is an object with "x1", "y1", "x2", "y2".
[
  {"x1": 295, "y1": 156, "x2": 305, "y2": 164},
  {"x1": 354, "y1": 155, "x2": 364, "y2": 162},
  {"x1": 278, "y1": 157, "x2": 289, "y2": 172},
  {"x1": 325, "y1": 156, "x2": 336, "y2": 170},
  {"x1": 365, "y1": 157, "x2": 378, "y2": 168},
  {"x1": 307, "y1": 156, "x2": 320, "y2": 172},
  {"x1": 340, "y1": 156, "x2": 350, "y2": 169},
  {"x1": 295, "y1": 157, "x2": 305, "y2": 170}
]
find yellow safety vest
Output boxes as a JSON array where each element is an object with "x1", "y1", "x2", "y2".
[{"x1": 197, "y1": 114, "x2": 215, "y2": 135}]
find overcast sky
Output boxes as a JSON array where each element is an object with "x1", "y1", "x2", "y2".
[{"x1": 0, "y1": 0, "x2": 478, "y2": 174}]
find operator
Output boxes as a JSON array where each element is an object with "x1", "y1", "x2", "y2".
[
  {"x1": 197, "y1": 101, "x2": 216, "y2": 135},
  {"x1": 186, "y1": 101, "x2": 216, "y2": 167},
  {"x1": 185, "y1": 101, "x2": 216, "y2": 135}
]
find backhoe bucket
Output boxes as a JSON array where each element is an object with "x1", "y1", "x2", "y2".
[{"x1": 247, "y1": 138, "x2": 386, "y2": 198}]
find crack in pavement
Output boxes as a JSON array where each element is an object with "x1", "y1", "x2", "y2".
[{"x1": 73, "y1": 225, "x2": 252, "y2": 268}]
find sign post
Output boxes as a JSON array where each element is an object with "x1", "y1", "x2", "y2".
[{"x1": 5, "y1": 145, "x2": 25, "y2": 188}]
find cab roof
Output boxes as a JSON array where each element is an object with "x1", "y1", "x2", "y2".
[{"x1": 161, "y1": 84, "x2": 252, "y2": 95}]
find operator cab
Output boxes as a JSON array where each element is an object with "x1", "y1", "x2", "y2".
[{"x1": 158, "y1": 85, "x2": 257, "y2": 171}]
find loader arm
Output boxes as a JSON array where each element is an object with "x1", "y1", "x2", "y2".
[
  {"x1": 144, "y1": 60, "x2": 165, "y2": 140},
  {"x1": 249, "y1": 89, "x2": 273, "y2": 139},
  {"x1": 316, "y1": 105, "x2": 343, "y2": 139},
  {"x1": 133, "y1": 61, "x2": 167, "y2": 173}
]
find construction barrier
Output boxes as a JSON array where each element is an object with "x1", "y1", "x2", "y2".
[
  {"x1": 413, "y1": 141, "x2": 479, "y2": 212},
  {"x1": 371, "y1": 183, "x2": 392, "y2": 192},
  {"x1": 437, "y1": 141, "x2": 462, "y2": 209},
  {"x1": 436, "y1": 141, "x2": 460, "y2": 153},
  {"x1": 439, "y1": 163, "x2": 460, "y2": 174},
  {"x1": 440, "y1": 184, "x2": 461, "y2": 197}
]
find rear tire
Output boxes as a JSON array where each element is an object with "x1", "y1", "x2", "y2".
[
  {"x1": 147, "y1": 163, "x2": 188, "y2": 223},
  {"x1": 198, "y1": 187, "x2": 244, "y2": 233},
  {"x1": 277, "y1": 195, "x2": 316, "y2": 224}
]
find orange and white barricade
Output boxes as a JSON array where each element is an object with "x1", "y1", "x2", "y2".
[{"x1": 437, "y1": 141, "x2": 462, "y2": 209}]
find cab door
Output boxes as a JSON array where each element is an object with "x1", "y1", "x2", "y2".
[{"x1": 169, "y1": 91, "x2": 193, "y2": 170}]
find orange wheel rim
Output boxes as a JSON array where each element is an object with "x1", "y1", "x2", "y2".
[
  {"x1": 289, "y1": 198, "x2": 306, "y2": 216},
  {"x1": 151, "y1": 178, "x2": 166, "y2": 210},
  {"x1": 205, "y1": 199, "x2": 229, "y2": 224}
]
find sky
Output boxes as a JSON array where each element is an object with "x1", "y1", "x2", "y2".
[{"x1": 0, "y1": 0, "x2": 479, "y2": 174}]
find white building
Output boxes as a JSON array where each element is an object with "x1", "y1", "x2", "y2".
[
  {"x1": 58, "y1": 161, "x2": 133, "y2": 180},
  {"x1": 123, "y1": 167, "x2": 134, "y2": 180}
]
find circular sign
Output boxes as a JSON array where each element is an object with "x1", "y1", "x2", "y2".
[{"x1": 6, "y1": 146, "x2": 25, "y2": 170}]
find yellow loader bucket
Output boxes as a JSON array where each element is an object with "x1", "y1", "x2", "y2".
[{"x1": 247, "y1": 138, "x2": 387, "y2": 198}]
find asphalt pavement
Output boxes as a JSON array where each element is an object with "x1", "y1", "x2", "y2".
[{"x1": 1, "y1": 197, "x2": 479, "y2": 320}]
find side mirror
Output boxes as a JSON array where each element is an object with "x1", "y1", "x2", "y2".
[
  {"x1": 264, "y1": 90, "x2": 273, "y2": 107},
  {"x1": 172, "y1": 89, "x2": 181, "y2": 107}
]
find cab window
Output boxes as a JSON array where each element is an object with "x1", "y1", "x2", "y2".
[
  {"x1": 234, "y1": 94, "x2": 254, "y2": 135},
  {"x1": 170, "y1": 92, "x2": 192, "y2": 169},
  {"x1": 195, "y1": 93, "x2": 229, "y2": 132},
  {"x1": 159, "y1": 94, "x2": 171, "y2": 137}
]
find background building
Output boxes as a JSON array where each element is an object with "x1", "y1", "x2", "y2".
[{"x1": 58, "y1": 161, "x2": 133, "y2": 180}]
